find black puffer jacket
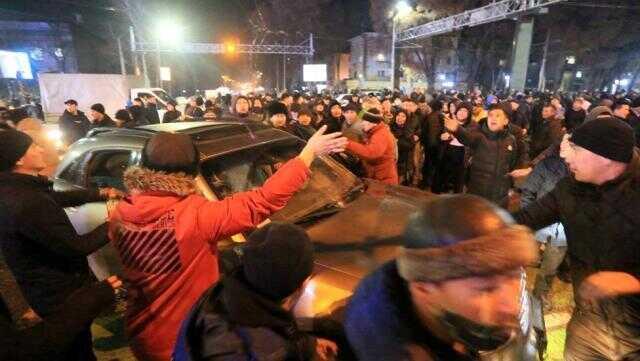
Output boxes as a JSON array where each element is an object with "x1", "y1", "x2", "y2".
[
  {"x1": 455, "y1": 123, "x2": 527, "y2": 207},
  {"x1": 515, "y1": 149, "x2": 640, "y2": 309}
]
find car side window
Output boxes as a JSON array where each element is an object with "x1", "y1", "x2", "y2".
[
  {"x1": 58, "y1": 152, "x2": 92, "y2": 186},
  {"x1": 85, "y1": 151, "x2": 134, "y2": 191}
]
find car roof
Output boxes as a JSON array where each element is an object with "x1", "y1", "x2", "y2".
[{"x1": 58, "y1": 119, "x2": 299, "y2": 174}]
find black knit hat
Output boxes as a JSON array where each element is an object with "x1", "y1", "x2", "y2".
[
  {"x1": 90, "y1": 103, "x2": 105, "y2": 114},
  {"x1": 267, "y1": 101, "x2": 288, "y2": 117},
  {"x1": 0, "y1": 130, "x2": 33, "y2": 172},
  {"x1": 242, "y1": 222, "x2": 314, "y2": 301},
  {"x1": 141, "y1": 132, "x2": 200, "y2": 176},
  {"x1": 570, "y1": 116, "x2": 635, "y2": 163}
]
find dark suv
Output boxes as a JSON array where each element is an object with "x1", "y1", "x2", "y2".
[{"x1": 53, "y1": 120, "x2": 544, "y2": 360}]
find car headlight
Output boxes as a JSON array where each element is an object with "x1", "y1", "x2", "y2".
[
  {"x1": 46, "y1": 129, "x2": 65, "y2": 149},
  {"x1": 47, "y1": 129, "x2": 62, "y2": 141}
]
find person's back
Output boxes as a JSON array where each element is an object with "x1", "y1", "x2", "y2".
[{"x1": 109, "y1": 129, "x2": 346, "y2": 361}]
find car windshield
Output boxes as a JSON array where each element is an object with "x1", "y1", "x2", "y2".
[{"x1": 200, "y1": 138, "x2": 362, "y2": 222}]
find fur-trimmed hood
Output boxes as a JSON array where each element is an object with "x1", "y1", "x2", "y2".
[{"x1": 123, "y1": 166, "x2": 196, "y2": 197}]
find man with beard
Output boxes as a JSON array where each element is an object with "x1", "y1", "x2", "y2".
[
  {"x1": 346, "y1": 194, "x2": 538, "y2": 360},
  {"x1": 515, "y1": 118, "x2": 640, "y2": 360}
]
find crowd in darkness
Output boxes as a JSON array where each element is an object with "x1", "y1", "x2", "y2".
[{"x1": 0, "y1": 85, "x2": 639, "y2": 361}]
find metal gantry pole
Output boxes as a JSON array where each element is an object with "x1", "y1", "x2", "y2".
[
  {"x1": 283, "y1": 54, "x2": 286, "y2": 91},
  {"x1": 390, "y1": 17, "x2": 397, "y2": 90},
  {"x1": 156, "y1": 40, "x2": 162, "y2": 87},
  {"x1": 116, "y1": 36, "x2": 126, "y2": 75}
]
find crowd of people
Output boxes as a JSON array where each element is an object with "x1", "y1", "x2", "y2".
[{"x1": 0, "y1": 86, "x2": 639, "y2": 361}]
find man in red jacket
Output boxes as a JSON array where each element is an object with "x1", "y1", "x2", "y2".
[
  {"x1": 108, "y1": 126, "x2": 346, "y2": 361},
  {"x1": 345, "y1": 110, "x2": 399, "y2": 185}
]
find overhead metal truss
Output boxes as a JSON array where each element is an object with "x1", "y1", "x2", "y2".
[
  {"x1": 132, "y1": 34, "x2": 314, "y2": 56},
  {"x1": 396, "y1": 0, "x2": 567, "y2": 42}
]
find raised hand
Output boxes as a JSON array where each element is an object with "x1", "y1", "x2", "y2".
[{"x1": 298, "y1": 125, "x2": 348, "y2": 167}]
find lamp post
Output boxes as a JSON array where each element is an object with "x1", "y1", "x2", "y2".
[{"x1": 390, "y1": 1, "x2": 412, "y2": 90}]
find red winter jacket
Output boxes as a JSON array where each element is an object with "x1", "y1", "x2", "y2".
[
  {"x1": 346, "y1": 123, "x2": 399, "y2": 185},
  {"x1": 108, "y1": 158, "x2": 310, "y2": 361}
]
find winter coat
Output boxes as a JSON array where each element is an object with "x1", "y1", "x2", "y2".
[
  {"x1": 455, "y1": 123, "x2": 527, "y2": 207},
  {"x1": 529, "y1": 118, "x2": 564, "y2": 159},
  {"x1": 346, "y1": 262, "x2": 476, "y2": 361},
  {"x1": 289, "y1": 123, "x2": 316, "y2": 140},
  {"x1": 146, "y1": 103, "x2": 161, "y2": 124},
  {"x1": 174, "y1": 271, "x2": 340, "y2": 361},
  {"x1": 58, "y1": 110, "x2": 90, "y2": 145},
  {"x1": 108, "y1": 158, "x2": 310, "y2": 361},
  {"x1": 515, "y1": 149, "x2": 640, "y2": 313},
  {"x1": 0, "y1": 172, "x2": 114, "y2": 360},
  {"x1": 163, "y1": 110, "x2": 182, "y2": 123},
  {"x1": 129, "y1": 105, "x2": 151, "y2": 126},
  {"x1": 422, "y1": 111, "x2": 444, "y2": 149},
  {"x1": 391, "y1": 122, "x2": 416, "y2": 162},
  {"x1": 0, "y1": 172, "x2": 109, "y2": 315},
  {"x1": 89, "y1": 115, "x2": 117, "y2": 129},
  {"x1": 519, "y1": 153, "x2": 569, "y2": 246},
  {"x1": 346, "y1": 123, "x2": 399, "y2": 185},
  {"x1": 511, "y1": 106, "x2": 530, "y2": 130}
]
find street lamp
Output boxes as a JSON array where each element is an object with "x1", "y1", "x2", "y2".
[
  {"x1": 154, "y1": 20, "x2": 184, "y2": 88},
  {"x1": 390, "y1": 1, "x2": 413, "y2": 90},
  {"x1": 155, "y1": 20, "x2": 184, "y2": 46}
]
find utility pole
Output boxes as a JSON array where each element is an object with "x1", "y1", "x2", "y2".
[
  {"x1": 390, "y1": 18, "x2": 397, "y2": 90},
  {"x1": 283, "y1": 54, "x2": 287, "y2": 91},
  {"x1": 538, "y1": 29, "x2": 550, "y2": 91},
  {"x1": 129, "y1": 26, "x2": 140, "y2": 76},
  {"x1": 116, "y1": 36, "x2": 126, "y2": 75},
  {"x1": 141, "y1": 53, "x2": 150, "y2": 87}
]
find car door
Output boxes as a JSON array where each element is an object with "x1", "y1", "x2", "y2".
[{"x1": 54, "y1": 149, "x2": 139, "y2": 280}]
